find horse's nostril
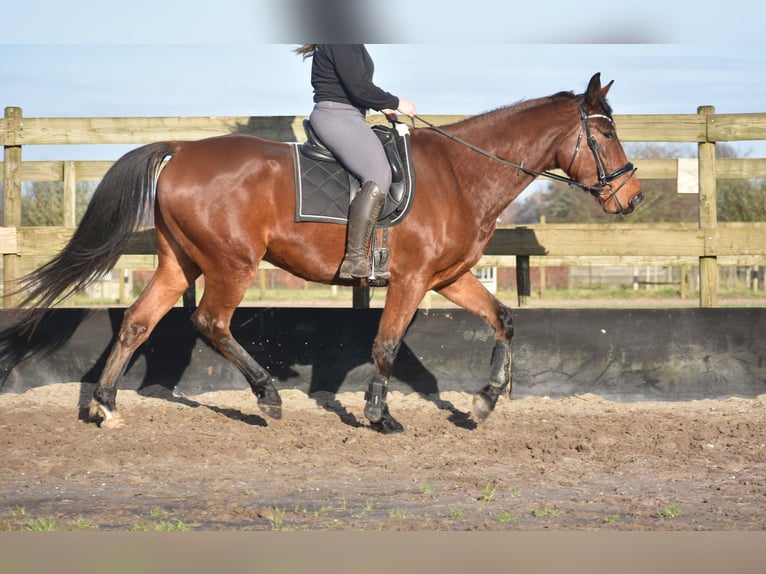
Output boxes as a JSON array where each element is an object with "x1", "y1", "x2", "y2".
[{"x1": 630, "y1": 193, "x2": 644, "y2": 207}]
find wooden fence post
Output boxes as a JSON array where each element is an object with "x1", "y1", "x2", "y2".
[
  {"x1": 516, "y1": 255, "x2": 530, "y2": 308},
  {"x1": 537, "y1": 215, "x2": 546, "y2": 300},
  {"x1": 63, "y1": 160, "x2": 77, "y2": 228},
  {"x1": 3, "y1": 107, "x2": 22, "y2": 308},
  {"x1": 698, "y1": 105, "x2": 718, "y2": 308},
  {"x1": 352, "y1": 286, "x2": 370, "y2": 309}
]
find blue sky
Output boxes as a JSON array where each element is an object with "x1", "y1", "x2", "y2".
[{"x1": 2, "y1": 1, "x2": 765, "y2": 160}]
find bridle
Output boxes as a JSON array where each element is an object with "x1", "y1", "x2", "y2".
[
  {"x1": 564, "y1": 105, "x2": 637, "y2": 211},
  {"x1": 412, "y1": 102, "x2": 637, "y2": 211}
]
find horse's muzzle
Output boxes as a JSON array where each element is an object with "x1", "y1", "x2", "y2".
[{"x1": 620, "y1": 192, "x2": 644, "y2": 215}]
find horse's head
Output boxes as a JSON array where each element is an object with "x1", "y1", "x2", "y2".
[{"x1": 561, "y1": 73, "x2": 643, "y2": 215}]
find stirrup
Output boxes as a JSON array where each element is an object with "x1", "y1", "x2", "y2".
[{"x1": 369, "y1": 247, "x2": 390, "y2": 282}]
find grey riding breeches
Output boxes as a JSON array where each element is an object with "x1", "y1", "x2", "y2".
[{"x1": 309, "y1": 101, "x2": 392, "y2": 193}]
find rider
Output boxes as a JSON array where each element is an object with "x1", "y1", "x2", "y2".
[{"x1": 295, "y1": 44, "x2": 417, "y2": 279}]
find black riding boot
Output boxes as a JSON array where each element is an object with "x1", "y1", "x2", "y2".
[{"x1": 339, "y1": 181, "x2": 386, "y2": 279}]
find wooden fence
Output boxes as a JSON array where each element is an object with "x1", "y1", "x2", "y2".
[{"x1": 2, "y1": 105, "x2": 766, "y2": 308}]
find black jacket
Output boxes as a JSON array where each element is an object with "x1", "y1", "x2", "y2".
[{"x1": 311, "y1": 44, "x2": 399, "y2": 113}]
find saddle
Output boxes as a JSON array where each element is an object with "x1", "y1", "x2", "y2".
[{"x1": 292, "y1": 120, "x2": 416, "y2": 227}]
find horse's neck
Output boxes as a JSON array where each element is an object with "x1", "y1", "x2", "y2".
[
  {"x1": 445, "y1": 103, "x2": 573, "y2": 217},
  {"x1": 452, "y1": 104, "x2": 569, "y2": 175}
]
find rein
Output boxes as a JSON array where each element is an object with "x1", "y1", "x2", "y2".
[{"x1": 412, "y1": 104, "x2": 636, "y2": 208}]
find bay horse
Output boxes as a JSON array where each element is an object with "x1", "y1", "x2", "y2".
[{"x1": 14, "y1": 73, "x2": 642, "y2": 433}]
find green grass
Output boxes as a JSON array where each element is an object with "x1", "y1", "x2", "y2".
[
  {"x1": 66, "y1": 281, "x2": 766, "y2": 310},
  {"x1": 657, "y1": 505, "x2": 681, "y2": 520},
  {"x1": 446, "y1": 506, "x2": 463, "y2": 518},
  {"x1": 480, "y1": 480, "x2": 499, "y2": 502},
  {"x1": 532, "y1": 505, "x2": 561, "y2": 518},
  {"x1": 129, "y1": 507, "x2": 192, "y2": 532},
  {"x1": 493, "y1": 510, "x2": 518, "y2": 523},
  {"x1": 4, "y1": 507, "x2": 101, "y2": 532},
  {"x1": 265, "y1": 507, "x2": 289, "y2": 531},
  {"x1": 21, "y1": 516, "x2": 60, "y2": 531}
]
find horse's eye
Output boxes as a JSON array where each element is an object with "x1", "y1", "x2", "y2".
[{"x1": 603, "y1": 131, "x2": 616, "y2": 140}]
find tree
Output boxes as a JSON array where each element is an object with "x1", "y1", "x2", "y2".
[
  {"x1": 21, "y1": 181, "x2": 96, "y2": 226},
  {"x1": 718, "y1": 179, "x2": 766, "y2": 222}
]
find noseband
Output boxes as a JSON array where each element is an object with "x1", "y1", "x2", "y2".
[{"x1": 413, "y1": 103, "x2": 637, "y2": 211}]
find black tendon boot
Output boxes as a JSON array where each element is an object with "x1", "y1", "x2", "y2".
[{"x1": 339, "y1": 181, "x2": 386, "y2": 279}]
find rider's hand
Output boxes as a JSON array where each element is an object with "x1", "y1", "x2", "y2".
[
  {"x1": 396, "y1": 98, "x2": 417, "y2": 118},
  {"x1": 381, "y1": 108, "x2": 399, "y2": 122}
]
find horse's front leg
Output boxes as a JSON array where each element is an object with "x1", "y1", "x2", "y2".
[
  {"x1": 365, "y1": 281, "x2": 430, "y2": 434},
  {"x1": 436, "y1": 272, "x2": 514, "y2": 421}
]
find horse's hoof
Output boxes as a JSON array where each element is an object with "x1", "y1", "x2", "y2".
[
  {"x1": 472, "y1": 385, "x2": 502, "y2": 422},
  {"x1": 369, "y1": 406, "x2": 404, "y2": 434},
  {"x1": 364, "y1": 401, "x2": 384, "y2": 424},
  {"x1": 88, "y1": 400, "x2": 125, "y2": 429},
  {"x1": 100, "y1": 414, "x2": 126, "y2": 430},
  {"x1": 258, "y1": 398, "x2": 282, "y2": 420},
  {"x1": 256, "y1": 386, "x2": 282, "y2": 419}
]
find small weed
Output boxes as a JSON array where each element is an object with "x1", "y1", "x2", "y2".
[
  {"x1": 389, "y1": 508, "x2": 407, "y2": 519},
  {"x1": 657, "y1": 505, "x2": 681, "y2": 520},
  {"x1": 265, "y1": 507, "x2": 289, "y2": 531},
  {"x1": 602, "y1": 514, "x2": 619, "y2": 524},
  {"x1": 22, "y1": 516, "x2": 60, "y2": 531},
  {"x1": 131, "y1": 507, "x2": 191, "y2": 531},
  {"x1": 447, "y1": 506, "x2": 463, "y2": 518},
  {"x1": 73, "y1": 517, "x2": 99, "y2": 531},
  {"x1": 154, "y1": 519, "x2": 191, "y2": 532},
  {"x1": 314, "y1": 505, "x2": 333, "y2": 517},
  {"x1": 420, "y1": 485, "x2": 436, "y2": 495},
  {"x1": 480, "y1": 480, "x2": 499, "y2": 502},
  {"x1": 6, "y1": 508, "x2": 59, "y2": 531},
  {"x1": 131, "y1": 519, "x2": 191, "y2": 532},
  {"x1": 493, "y1": 510, "x2": 518, "y2": 523},
  {"x1": 4, "y1": 507, "x2": 99, "y2": 532},
  {"x1": 532, "y1": 505, "x2": 561, "y2": 518}
]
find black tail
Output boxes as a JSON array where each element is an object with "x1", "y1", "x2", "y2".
[{"x1": 12, "y1": 141, "x2": 176, "y2": 328}]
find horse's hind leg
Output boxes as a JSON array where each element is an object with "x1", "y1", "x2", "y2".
[
  {"x1": 190, "y1": 278, "x2": 282, "y2": 419},
  {"x1": 436, "y1": 272, "x2": 514, "y2": 422},
  {"x1": 90, "y1": 262, "x2": 197, "y2": 428}
]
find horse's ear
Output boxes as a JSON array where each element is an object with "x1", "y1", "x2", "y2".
[{"x1": 585, "y1": 73, "x2": 614, "y2": 107}]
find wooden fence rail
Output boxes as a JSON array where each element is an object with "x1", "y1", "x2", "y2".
[{"x1": 3, "y1": 106, "x2": 766, "y2": 308}]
